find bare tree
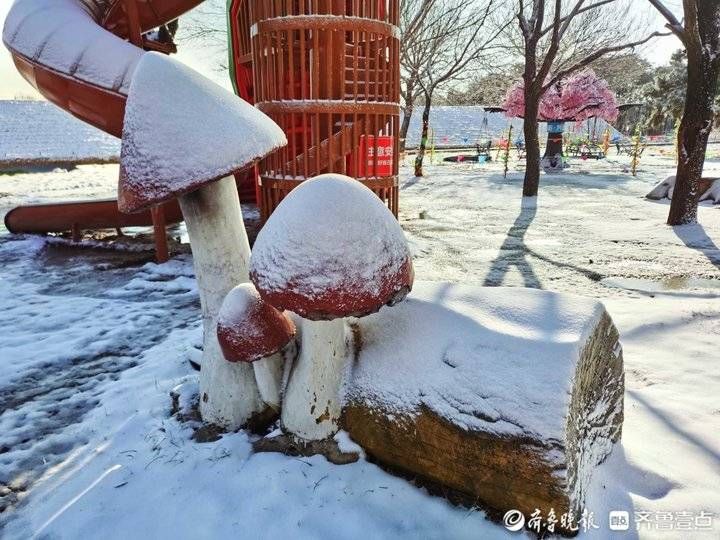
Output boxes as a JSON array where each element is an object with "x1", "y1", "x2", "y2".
[
  {"x1": 514, "y1": 0, "x2": 667, "y2": 199},
  {"x1": 647, "y1": 0, "x2": 720, "y2": 225},
  {"x1": 399, "y1": 0, "x2": 435, "y2": 150},
  {"x1": 410, "y1": 0, "x2": 510, "y2": 176}
]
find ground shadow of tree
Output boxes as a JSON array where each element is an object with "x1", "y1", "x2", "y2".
[
  {"x1": 483, "y1": 206, "x2": 541, "y2": 288},
  {"x1": 673, "y1": 224, "x2": 720, "y2": 272}
]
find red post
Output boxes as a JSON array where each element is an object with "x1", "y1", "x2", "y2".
[{"x1": 151, "y1": 205, "x2": 169, "y2": 263}]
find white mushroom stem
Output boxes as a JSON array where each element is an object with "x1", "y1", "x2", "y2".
[
  {"x1": 281, "y1": 318, "x2": 347, "y2": 440},
  {"x1": 179, "y1": 176, "x2": 266, "y2": 429},
  {"x1": 253, "y1": 353, "x2": 285, "y2": 411}
]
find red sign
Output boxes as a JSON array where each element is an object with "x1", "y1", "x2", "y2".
[{"x1": 353, "y1": 135, "x2": 394, "y2": 178}]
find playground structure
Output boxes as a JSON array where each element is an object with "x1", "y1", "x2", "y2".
[
  {"x1": 2, "y1": 0, "x2": 209, "y2": 262},
  {"x1": 229, "y1": 0, "x2": 401, "y2": 221},
  {"x1": 3, "y1": 0, "x2": 401, "y2": 254}
]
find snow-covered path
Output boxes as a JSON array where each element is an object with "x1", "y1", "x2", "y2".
[{"x1": 0, "y1": 153, "x2": 718, "y2": 538}]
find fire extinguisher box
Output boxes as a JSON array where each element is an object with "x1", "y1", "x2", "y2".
[{"x1": 349, "y1": 135, "x2": 394, "y2": 178}]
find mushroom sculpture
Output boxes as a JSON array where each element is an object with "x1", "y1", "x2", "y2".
[
  {"x1": 216, "y1": 283, "x2": 296, "y2": 410},
  {"x1": 119, "y1": 52, "x2": 287, "y2": 429},
  {"x1": 250, "y1": 174, "x2": 414, "y2": 443}
]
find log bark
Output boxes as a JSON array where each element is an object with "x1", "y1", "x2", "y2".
[{"x1": 342, "y1": 285, "x2": 624, "y2": 535}]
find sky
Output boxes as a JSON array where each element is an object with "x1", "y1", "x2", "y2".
[{"x1": 0, "y1": 1, "x2": 685, "y2": 100}]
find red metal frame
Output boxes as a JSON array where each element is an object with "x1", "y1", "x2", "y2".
[{"x1": 229, "y1": 0, "x2": 401, "y2": 221}]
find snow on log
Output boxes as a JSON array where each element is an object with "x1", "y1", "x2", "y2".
[{"x1": 342, "y1": 282, "x2": 624, "y2": 533}]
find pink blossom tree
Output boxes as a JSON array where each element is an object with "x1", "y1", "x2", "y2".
[{"x1": 504, "y1": 70, "x2": 619, "y2": 171}]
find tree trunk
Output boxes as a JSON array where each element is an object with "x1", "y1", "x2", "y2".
[
  {"x1": 399, "y1": 100, "x2": 414, "y2": 153},
  {"x1": 414, "y1": 93, "x2": 432, "y2": 177},
  {"x1": 178, "y1": 177, "x2": 266, "y2": 430},
  {"x1": 522, "y1": 92, "x2": 541, "y2": 197},
  {"x1": 543, "y1": 130, "x2": 563, "y2": 159},
  {"x1": 667, "y1": 4, "x2": 720, "y2": 225}
]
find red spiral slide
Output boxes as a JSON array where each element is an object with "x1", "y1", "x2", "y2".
[{"x1": 2, "y1": 0, "x2": 206, "y2": 262}]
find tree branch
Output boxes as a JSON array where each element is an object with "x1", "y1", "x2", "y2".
[
  {"x1": 544, "y1": 30, "x2": 671, "y2": 90},
  {"x1": 646, "y1": 0, "x2": 686, "y2": 39}
]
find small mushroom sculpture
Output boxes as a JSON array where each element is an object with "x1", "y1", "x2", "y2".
[
  {"x1": 216, "y1": 283, "x2": 296, "y2": 411},
  {"x1": 118, "y1": 52, "x2": 287, "y2": 429},
  {"x1": 250, "y1": 174, "x2": 414, "y2": 443}
]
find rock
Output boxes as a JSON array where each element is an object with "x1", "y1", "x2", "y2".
[
  {"x1": 646, "y1": 175, "x2": 675, "y2": 200},
  {"x1": 646, "y1": 175, "x2": 720, "y2": 202},
  {"x1": 341, "y1": 282, "x2": 624, "y2": 535}
]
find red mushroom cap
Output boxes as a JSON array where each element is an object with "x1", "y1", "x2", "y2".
[
  {"x1": 217, "y1": 283, "x2": 296, "y2": 363},
  {"x1": 118, "y1": 53, "x2": 286, "y2": 213},
  {"x1": 250, "y1": 174, "x2": 414, "y2": 321}
]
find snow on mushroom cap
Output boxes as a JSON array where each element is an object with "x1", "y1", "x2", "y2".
[
  {"x1": 250, "y1": 174, "x2": 414, "y2": 320},
  {"x1": 217, "y1": 283, "x2": 296, "y2": 363},
  {"x1": 118, "y1": 52, "x2": 287, "y2": 213}
]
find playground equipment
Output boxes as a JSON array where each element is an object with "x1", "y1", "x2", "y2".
[
  {"x1": 4, "y1": 199, "x2": 183, "y2": 260},
  {"x1": 228, "y1": 0, "x2": 401, "y2": 221},
  {"x1": 2, "y1": 0, "x2": 210, "y2": 262}
]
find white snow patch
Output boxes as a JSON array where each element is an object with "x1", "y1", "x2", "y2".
[{"x1": 333, "y1": 430, "x2": 365, "y2": 457}]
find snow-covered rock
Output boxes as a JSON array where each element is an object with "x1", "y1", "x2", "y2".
[
  {"x1": 646, "y1": 175, "x2": 675, "y2": 200},
  {"x1": 700, "y1": 178, "x2": 720, "y2": 203},
  {"x1": 118, "y1": 52, "x2": 286, "y2": 213},
  {"x1": 343, "y1": 282, "x2": 624, "y2": 534},
  {"x1": 647, "y1": 174, "x2": 720, "y2": 204}
]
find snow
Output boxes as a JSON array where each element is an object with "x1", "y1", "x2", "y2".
[
  {"x1": 119, "y1": 52, "x2": 287, "y2": 213},
  {"x1": 0, "y1": 101, "x2": 119, "y2": 167},
  {"x1": 250, "y1": 174, "x2": 412, "y2": 319},
  {"x1": 1, "y1": 145, "x2": 720, "y2": 537},
  {"x1": 347, "y1": 282, "x2": 606, "y2": 442},
  {"x1": 646, "y1": 175, "x2": 675, "y2": 200},
  {"x1": 2, "y1": 0, "x2": 142, "y2": 94}
]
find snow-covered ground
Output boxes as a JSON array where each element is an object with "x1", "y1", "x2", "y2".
[
  {"x1": 0, "y1": 149, "x2": 718, "y2": 538},
  {"x1": 0, "y1": 101, "x2": 119, "y2": 166}
]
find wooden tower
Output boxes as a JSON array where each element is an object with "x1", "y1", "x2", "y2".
[{"x1": 229, "y1": 0, "x2": 400, "y2": 221}]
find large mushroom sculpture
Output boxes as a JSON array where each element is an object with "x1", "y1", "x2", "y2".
[
  {"x1": 249, "y1": 174, "x2": 414, "y2": 444},
  {"x1": 119, "y1": 53, "x2": 287, "y2": 429}
]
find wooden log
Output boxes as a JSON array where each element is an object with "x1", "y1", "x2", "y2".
[{"x1": 341, "y1": 282, "x2": 624, "y2": 536}]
